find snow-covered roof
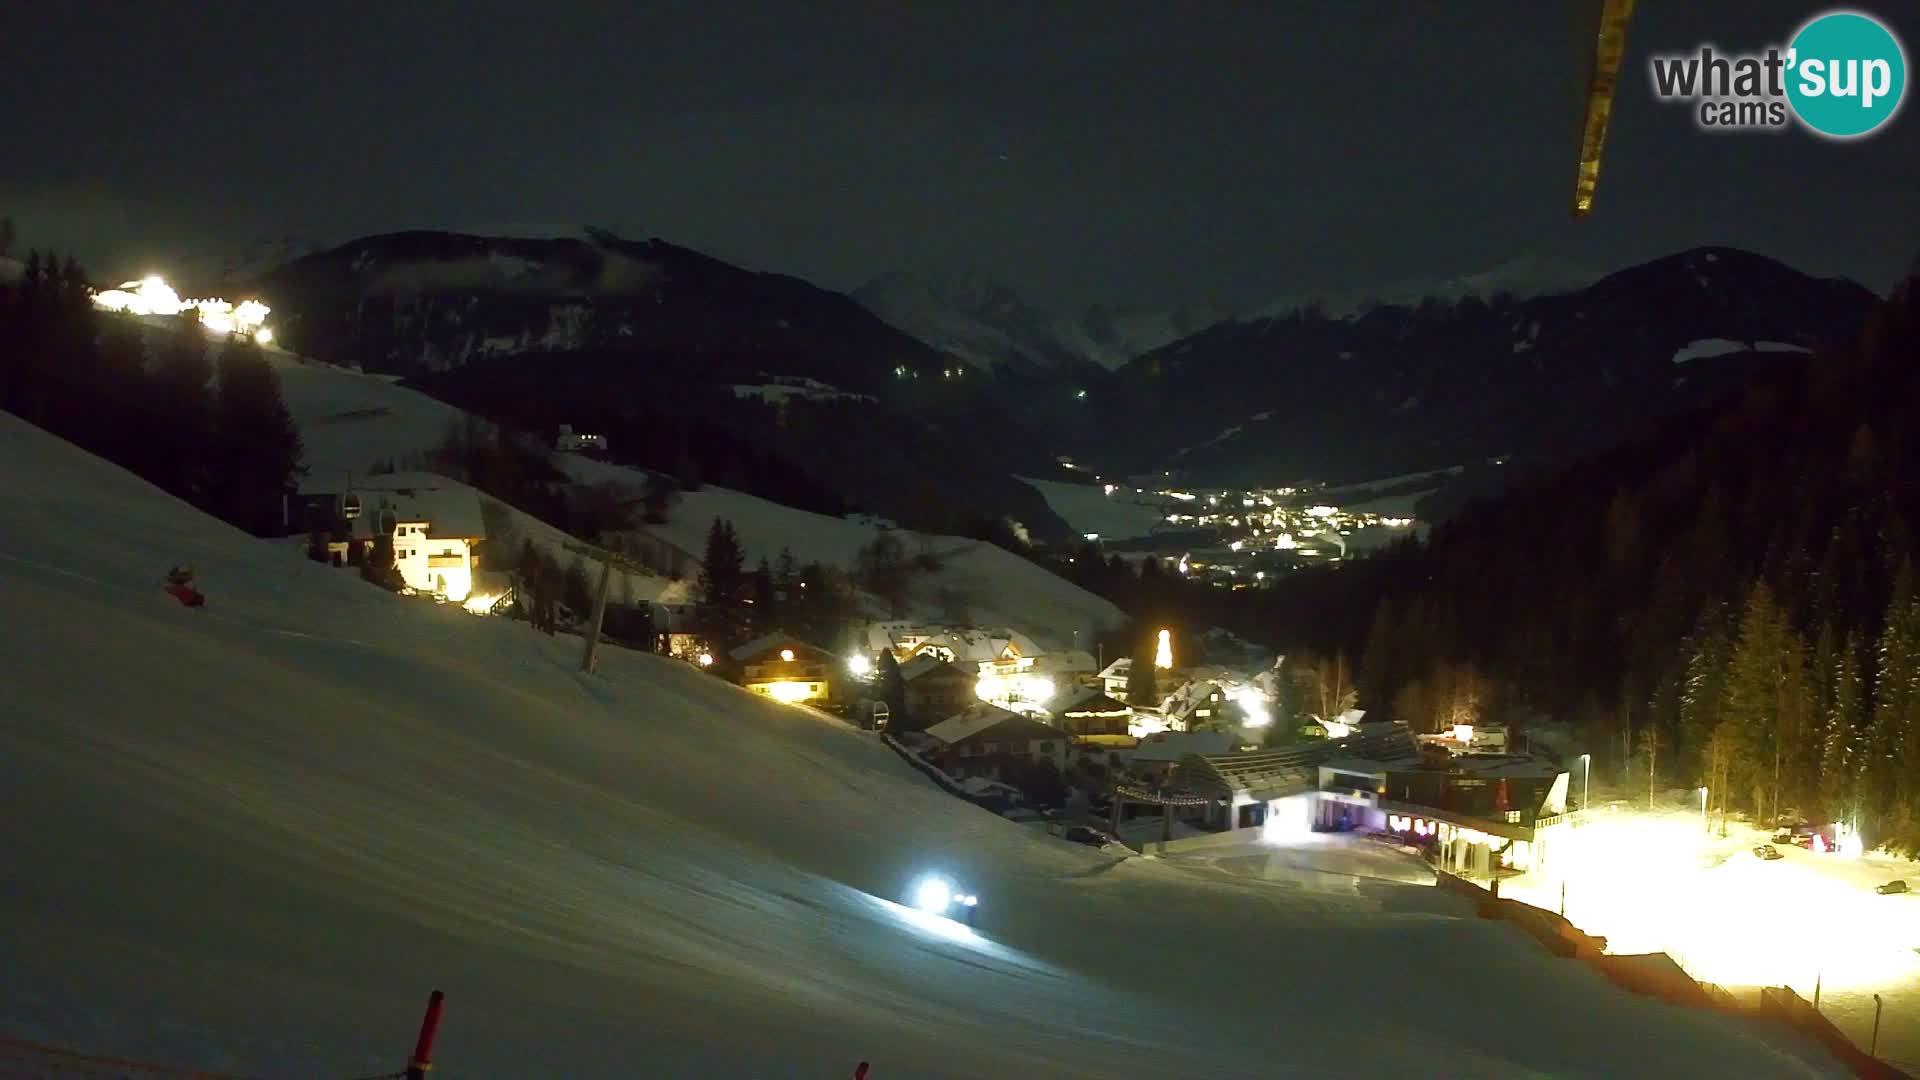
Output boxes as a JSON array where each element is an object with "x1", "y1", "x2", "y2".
[
  {"x1": 727, "y1": 631, "x2": 832, "y2": 665},
  {"x1": 1159, "y1": 679, "x2": 1227, "y2": 721},
  {"x1": 899, "y1": 654, "x2": 972, "y2": 684},
  {"x1": 1097, "y1": 657, "x2": 1132, "y2": 680},
  {"x1": 924, "y1": 703, "x2": 1058, "y2": 746},
  {"x1": 957, "y1": 776, "x2": 1022, "y2": 798},
  {"x1": 1455, "y1": 755, "x2": 1566, "y2": 780},
  {"x1": 1055, "y1": 686, "x2": 1131, "y2": 716},
  {"x1": 1035, "y1": 649, "x2": 1098, "y2": 675},
  {"x1": 302, "y1": 472, "x2": 487, "y2": 540},
  {"x1": 868, "y1": 621, "x2": 1043, "y2": 664},
  {"x1": 1131, "y1": 730, "x2": 1238, "y2": 763}
]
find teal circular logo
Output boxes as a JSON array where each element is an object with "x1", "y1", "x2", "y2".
[{"x1": 1786, "y1": 11, "x2": 1907, "y2": 138}]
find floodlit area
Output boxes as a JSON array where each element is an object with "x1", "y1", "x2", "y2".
[
  {"x1": 90, "y1": 275, "x2": 274, "y2": 342},
  {"x1": 0, "y1": 412, "x2": 1857, "y2": 1078},
  {"x1": 1497, "y1": 797, "x2": 1920, "y2": 1069}
]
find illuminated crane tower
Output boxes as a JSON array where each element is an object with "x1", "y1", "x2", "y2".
[{"x1": 1573, "y1": 0, "x2": 1639, "y2": 216}]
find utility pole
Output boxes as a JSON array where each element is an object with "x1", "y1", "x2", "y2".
[
  {"x1": 581, "y1": 556, "x2": 615, "y2": 674},
  {"x1": 564, "y1": 541, "x2": 646, "y2": 675}
]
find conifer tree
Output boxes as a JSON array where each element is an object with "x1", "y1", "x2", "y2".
[
  {"x1": 1821, "y1": 629, "x2": 1863, "y2": 821},
  {"x1": 877, "y1": 650, "x2": 909, "y2": 732},
  {"x1": 154, "y1": 313, "x2": 216, "y2": 503},
  {"x1": 751, "y1": 556, "x2": 777, "y2": 632},
  {"x1": 211, "y1": 334, "x2": 304, "y2": 533},
  {"x1": 1868, "y1": 562, "x2": 1920, "y2": 844},
  {"x1": 1721, "y1": 581, "x2": 1787, "y2": 814}
]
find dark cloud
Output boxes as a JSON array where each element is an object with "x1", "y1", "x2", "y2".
[{"x1": 3, "y1": 1, "x2": 1914, "y2": 308}]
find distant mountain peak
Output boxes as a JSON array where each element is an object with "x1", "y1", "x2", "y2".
[
  {"x1": 1252, "y1": 254, "x2": 1601, "y2": 322},
  {"x1": 855, "y1": 270, "x2": 1227, "y2": 373}
]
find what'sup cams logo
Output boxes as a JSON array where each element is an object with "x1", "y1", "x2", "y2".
[{"x1": 1649, "y1": 9, "x2": 1907, "y2": 138}]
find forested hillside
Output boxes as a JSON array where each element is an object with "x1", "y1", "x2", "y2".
[{"x1": 1260, "y1": 264, "x2": 1920, "y2": 850}]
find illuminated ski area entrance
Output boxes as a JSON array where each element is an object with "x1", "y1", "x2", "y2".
[{"x1": 1495, "y1": 801, "x2": 1920, "y2": 1062}]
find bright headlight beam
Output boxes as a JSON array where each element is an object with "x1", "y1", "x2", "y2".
[{"x1": 912, "y1": 876, "x2": 953, "y2": 915}]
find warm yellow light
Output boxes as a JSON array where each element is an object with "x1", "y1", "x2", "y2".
[
  {"x1": 779, "y1": 648, "x2": 795, "y2": 662},
  {"x1": 254, "y1": 326, "x2": 273, "y2": 345},
  {"x1": 462, "y1": 591, "x2": 502, "y2": 615},
  {"x1": 1155, "y1": 629, "x2": 1173, "y2": 669},
  {"x1": 975, "y1": 672, "x2": 1054, "y2": 707},
  {"x1": 765, "y1": 680, "x2": 814, "y2": 704},
  {"x1": 697, "y1": 653, "x2": 714, "y2": 667}
]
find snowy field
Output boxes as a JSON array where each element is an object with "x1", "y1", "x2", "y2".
[
  {"x1": 252, "y1": 347, "x2": 1121, "y2": 647},
  {"x1": 562, "y1": 455, "x2": 1124, "y2": 650},
  {"x1": 267, "y1": 352, "x2": 675, "y2": 604},
  {"x1": 1498, "y1": 800, "x2": 1920, "y2": 1070},
  {"x1": 1016, "y1": 477, "x2": 1170, "y2": 543},
  {"x1": 0, "y1": 414, "x2": 1852, "y2": 1077}
]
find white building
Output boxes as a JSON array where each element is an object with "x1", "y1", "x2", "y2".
[{"x1": 302, "y1": 473, "x2": 486, "y2": 602}]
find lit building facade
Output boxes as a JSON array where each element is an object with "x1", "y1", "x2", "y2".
[{"x1": 729, "y1": 633, "x2": 841, "y2": 705}]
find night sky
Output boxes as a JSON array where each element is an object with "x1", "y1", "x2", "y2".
[{"x1": 5, "y1": 1, "x2": 1915, "y2": 309}]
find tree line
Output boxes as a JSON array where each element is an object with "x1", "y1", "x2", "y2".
[{"x1": 0, "y1": 252, "x2": 304, "y2": 535}]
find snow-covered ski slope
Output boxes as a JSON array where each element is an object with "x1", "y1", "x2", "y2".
[{"x1": 0, "y1": 415, "x2": 1845, "y2": 1077}]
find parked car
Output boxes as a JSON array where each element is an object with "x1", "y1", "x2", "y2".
[
  {"x1": 1752, "y1": 844, "x2": 1784, "y2": 861},
  {"x1": 1772, "y1": 829, "x2": 1795, "y2": 845},
  {"x1": 1877, "y1": 879, "x2": 1909, "y2": 895},
  {"x1": 1062, "y1": 825, "x2": 1123, "y2": 849}
]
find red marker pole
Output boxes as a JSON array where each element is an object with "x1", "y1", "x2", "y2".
[
  {"x1": 407, "y1": 990, "x2": 446, "y2": 1080},
  {"x1": 854, "y1": 1063, "x2": 870, "y2": 1079}
]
